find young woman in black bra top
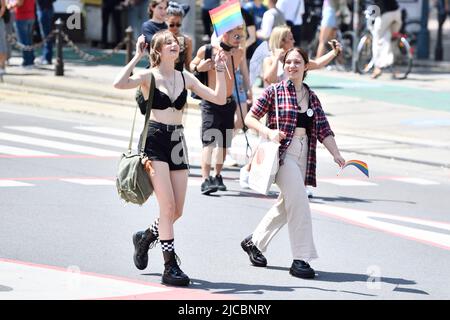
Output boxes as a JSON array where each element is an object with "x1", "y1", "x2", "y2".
[{"x1": 113, "y1": 29, "x2": 227, "y2": 286}]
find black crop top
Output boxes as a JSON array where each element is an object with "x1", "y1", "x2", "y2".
[
  {"x1": 296, "y1": 110, "x2": 313, "y2": 130},
  {"x1": 152, "y1": 72, "x2": 187, "y2": 111}
]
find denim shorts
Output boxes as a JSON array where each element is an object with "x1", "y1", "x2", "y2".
[{"x1": 321, "y1": 7, "x2": 337, "y2": 29}]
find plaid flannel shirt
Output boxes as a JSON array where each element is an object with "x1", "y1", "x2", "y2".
[{"x1": 250, "y1": 80, "x2": 335, "y2": 187}]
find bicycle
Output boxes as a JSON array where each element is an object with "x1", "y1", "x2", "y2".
[{"x1": 355, "y1": 8, "x2": 414, "y2": 80}]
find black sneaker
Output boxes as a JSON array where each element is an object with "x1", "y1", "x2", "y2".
[
  {"x1": 213, "y1": 174, "x2": 227, "y2": 191},
  {"x1": 289, "y1": 260, "x2": 315, "y2": 279},
  {"x1": 132, "y1": 229, "x2": 158, "y2": 270},
  {"x1": 201, "y1": 176, "x2": 218, "y2": 195},
  {"x1": 240, "y1": 235, "x2": 267, "y2": 267}
]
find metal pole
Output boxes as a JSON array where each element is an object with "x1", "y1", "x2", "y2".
[
  {"x1": 417, "y1": 0, "x2": 430, "y2": 59},
  {"x1": 125, "y1": 26, "x2": 134, "y2": 64},
  {"x1": 55, "y1": 18, "x2": 64, "y2": 76},
  {"x1": 435, "y1": 8, "x2": 445, "y2": 61},
  {"x1": 352, "y1": 0, "x2": 360, "y2": 73}
]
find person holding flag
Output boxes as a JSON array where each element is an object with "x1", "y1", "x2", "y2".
[
  {"x1": 190, "y1": 0, "x2": 247, "y2": 195},
  {"x1": 241, "y1": 47, "x2": 345, "y2": 279}
]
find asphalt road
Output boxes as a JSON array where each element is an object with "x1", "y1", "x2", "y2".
[{"x1": 1, "y1": 103, "x2": 449, "y2": 300}]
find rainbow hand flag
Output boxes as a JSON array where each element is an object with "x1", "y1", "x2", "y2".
[
  {"x1": 209, "y1": 0, "x2": 244, "y2": 37},
  {"x1": 339, "y1": 160, "x2": 369, "y2": 178}
]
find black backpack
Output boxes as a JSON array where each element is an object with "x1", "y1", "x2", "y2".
[{"x1": 191, "y1": 44, "x2": 212, "y2": 100}]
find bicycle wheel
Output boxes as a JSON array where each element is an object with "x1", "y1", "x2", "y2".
[
  {"x1": 391, "y1": 36, "x2": 413, "y2": 80},
  {"x1": 335, "y1": 30, "x2": 354, "y2": 71},
  {"x1": 355, "y1": 33, "x2": 374, "y2": 74}
]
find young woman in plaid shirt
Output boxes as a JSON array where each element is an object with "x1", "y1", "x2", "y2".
[{"x1": 241, "y1": 47, "x2": 345, "y2": 279}]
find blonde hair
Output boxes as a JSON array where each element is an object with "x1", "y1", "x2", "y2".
[
  {"x1": 150, "y1": 30, "x2": 179, "y2": 67},
  {"x1": 269, "y1": 25, "x2": 291, "y2": 53}
]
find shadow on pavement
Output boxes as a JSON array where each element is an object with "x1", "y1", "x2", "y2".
[{"x1": 310, "y1": 196, "x2": 416, "y2": 205}]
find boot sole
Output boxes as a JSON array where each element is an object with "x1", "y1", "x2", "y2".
[
  {"x1": 289, "y1": 268, "x2": 315, "y2": 279},
  {"x1": 132, "y1": 233, "x2": 148, "y2": 270},
  {"x1": 201, "y1": 186, "x2": 218, "y2": 195},
  {"x1": 240, "y1": 241, "x2": 267, "y2": 267},
  {"x1": 162, "y1": 276, "x2": 190, "y2": 287}
]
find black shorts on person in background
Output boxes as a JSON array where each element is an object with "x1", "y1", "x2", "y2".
[
  {"x1": 200, "y1": 97, "x2": 237, "y2": 148},
  {"x1": 142, "y1": 120, "x2": 189, "y2": 171}
]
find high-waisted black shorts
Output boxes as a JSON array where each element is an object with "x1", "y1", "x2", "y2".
[{"x1": 142, "y1": 120, "x2": 189, "y2": 171}]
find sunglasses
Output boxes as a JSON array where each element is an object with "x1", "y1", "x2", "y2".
[
  {"x1": 169, "y1": 23, "x2": 182, "y2": 28},
  {"x1": 232, "y1": 34, "x2": 242, "y2": 40}
]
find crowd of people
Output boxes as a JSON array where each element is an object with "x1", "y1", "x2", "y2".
[
  {"x1": 0, "y1": 0, "x2": 413, "y2": 287},
  {"x1": 111, "y1": 0, "x2": 350, "y2": 287}
]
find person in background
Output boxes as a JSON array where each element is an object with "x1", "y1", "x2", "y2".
[
  {"x1": 166, "y1": 1, "x2": 192, "y2": 72},
  {"x1": 126, "y1": 0, "x2": 150, "y2": 41},
  {"x1": 101, "y1": 0, "x2": 123, "y2": 48},
  {"x1": 190, "y1": 26, "x2": 245, "y2": 194},
  {"x1": 0, "y1": 0, "x2": 6, "y2": 75},
  {"x1": 200, "y1": 0, "x2": 220, "y2": 42},
  {"x1": 34, "y1": 0, "x2": 54, "y2": 65},
  {"x1": 315, "y1": 0, "x2": 339, "y2": 59},
  {"x1": 256, "y1": 0, "x2": 285, "y2": 42},
  {"x1": 276, "y1": 0, "x2": 304, "y2": 45},
  {"x1": 241, "y1": 47, "x2": 345, "y2": 279},
  {"x1": 8, "y1": 0, "x2": 35, "y2": 68},
  {"x1": 142, "y1": 0, "x2": 168, "y2": 45},
  {"x1": 244, "y1": 0, "x2": 267, "y2": 61},
  {"x1": 369, "y1": 0, "x2": 402, "y2": 79}
]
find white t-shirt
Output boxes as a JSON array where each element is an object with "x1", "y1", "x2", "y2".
[
  {"x1": 258, "y1": 8, "x2": 285, "y2": 40},
  {"x1": 276, "y1": 0, "x2": 305, "y2": 26}
]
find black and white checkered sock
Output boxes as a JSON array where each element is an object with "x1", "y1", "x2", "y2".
[
  {"x1": 149, "y1": 218, "x2": 159, "y2": 238},
  {"x1": 160, "y1": 239, "x2": 175, "y2": 252}
]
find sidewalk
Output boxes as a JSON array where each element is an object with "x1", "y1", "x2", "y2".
[{"x1": 1, "y1": 55, "x2": 450, "y2": 170}]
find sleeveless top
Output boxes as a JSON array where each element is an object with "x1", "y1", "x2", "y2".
[{"x1": 152, "y1": 71, "x2": 187, "y2": 111}]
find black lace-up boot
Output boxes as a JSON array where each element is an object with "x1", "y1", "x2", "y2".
[
  {"x1": 132, "y1": 229, "x2": 158, "y2": 270},
  {"x1": 162, "y1": 250, "x2": 190, "y2": 287}
]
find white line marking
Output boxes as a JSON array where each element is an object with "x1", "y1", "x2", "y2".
[
  {"x1": 0, "y1": 145, "x2": 57, "y2": 156},
  {"x1": 388, "y1": 177, "x2": 440, "y2": 185},
  {"x1": 0, "y1": 132, "x2": 120, "y2": 156},
  {"x1": 5, "y1": 126, "x2": 129, "y2": 148},
  {"x1": 0, "y1": 260, "x2": 170, "y2": 300},
  {"x1": 74, "y1": 126, "x2": 140, "y2": 139},
  {"x1": 318, "y1": 178, "x2": 377, "y2": 186},
  {"x1": 0, "y1": 180, "x2": 34, "y2": 187},
  {"x1": 311, "y1": 203, "x2": 450, "y2": 250},
  {"x1": 60, "y1": 179, "x2": 116, "y2": 186}
]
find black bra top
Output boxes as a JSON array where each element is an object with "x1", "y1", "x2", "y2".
[
  {"x1": 296, "y1": 110, "x2": 313, "y2": 130},
  {"x1": 152, "y1": 72, "x2": 187, "y2": 111}
]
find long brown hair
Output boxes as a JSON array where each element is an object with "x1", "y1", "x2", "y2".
[
  {"x1": 147, "y1": 0, "x2": 168, "y2": 19},
  {"x1": 283, "y1": 47, "x2": 309, "y2": 80},
  {"x1": 149, "y1": 30, "x2": 179, "y2": 67}
]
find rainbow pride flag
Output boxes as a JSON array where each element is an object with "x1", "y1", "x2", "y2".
[
  {"x1": 340, "y1": 160, "x2": 369, "y2": 178},
  {"x1": 209, "y1": 0, "x2": 244, "y2": 37}
]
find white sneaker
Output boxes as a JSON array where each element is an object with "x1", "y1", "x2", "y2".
[
  {"x1": 306, "y1": 187, "x2": 313, "y2": 199},
  {"x1": 224, "y1": 154, "x2": 238, "y2": 167},
  {"x1": 34, "y1": 57, "x2": 51, "y2": 65},
  {"x1": 22, "y1": 64, "x2": 34, "y2": 70}
]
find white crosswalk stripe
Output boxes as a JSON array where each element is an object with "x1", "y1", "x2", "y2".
[
  {"x1": 60, "y1": 179, "x2": 116, "y2": 186},
  {"x1": 74, "y1": 126, "x2": 140, "y2": 139},
  {"x1": 0, "y1": 145, "x2": 57, "y2": 156},
  {"x1": 0, "y1": 180, "x2": 34, "y2": 187},
  {"x1": 388, "y1": 177, "x2": 440, "y2": 185},
  {"x1": 0, "y1": 132, "x2": 120, "y2": 156},
  {"x1": 5, "y1": 126, "x2": 129, "y2": 148}
]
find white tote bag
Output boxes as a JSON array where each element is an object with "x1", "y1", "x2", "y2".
[{"x1": 248, "y1": 86, "x2": 281, "y2": 195}]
